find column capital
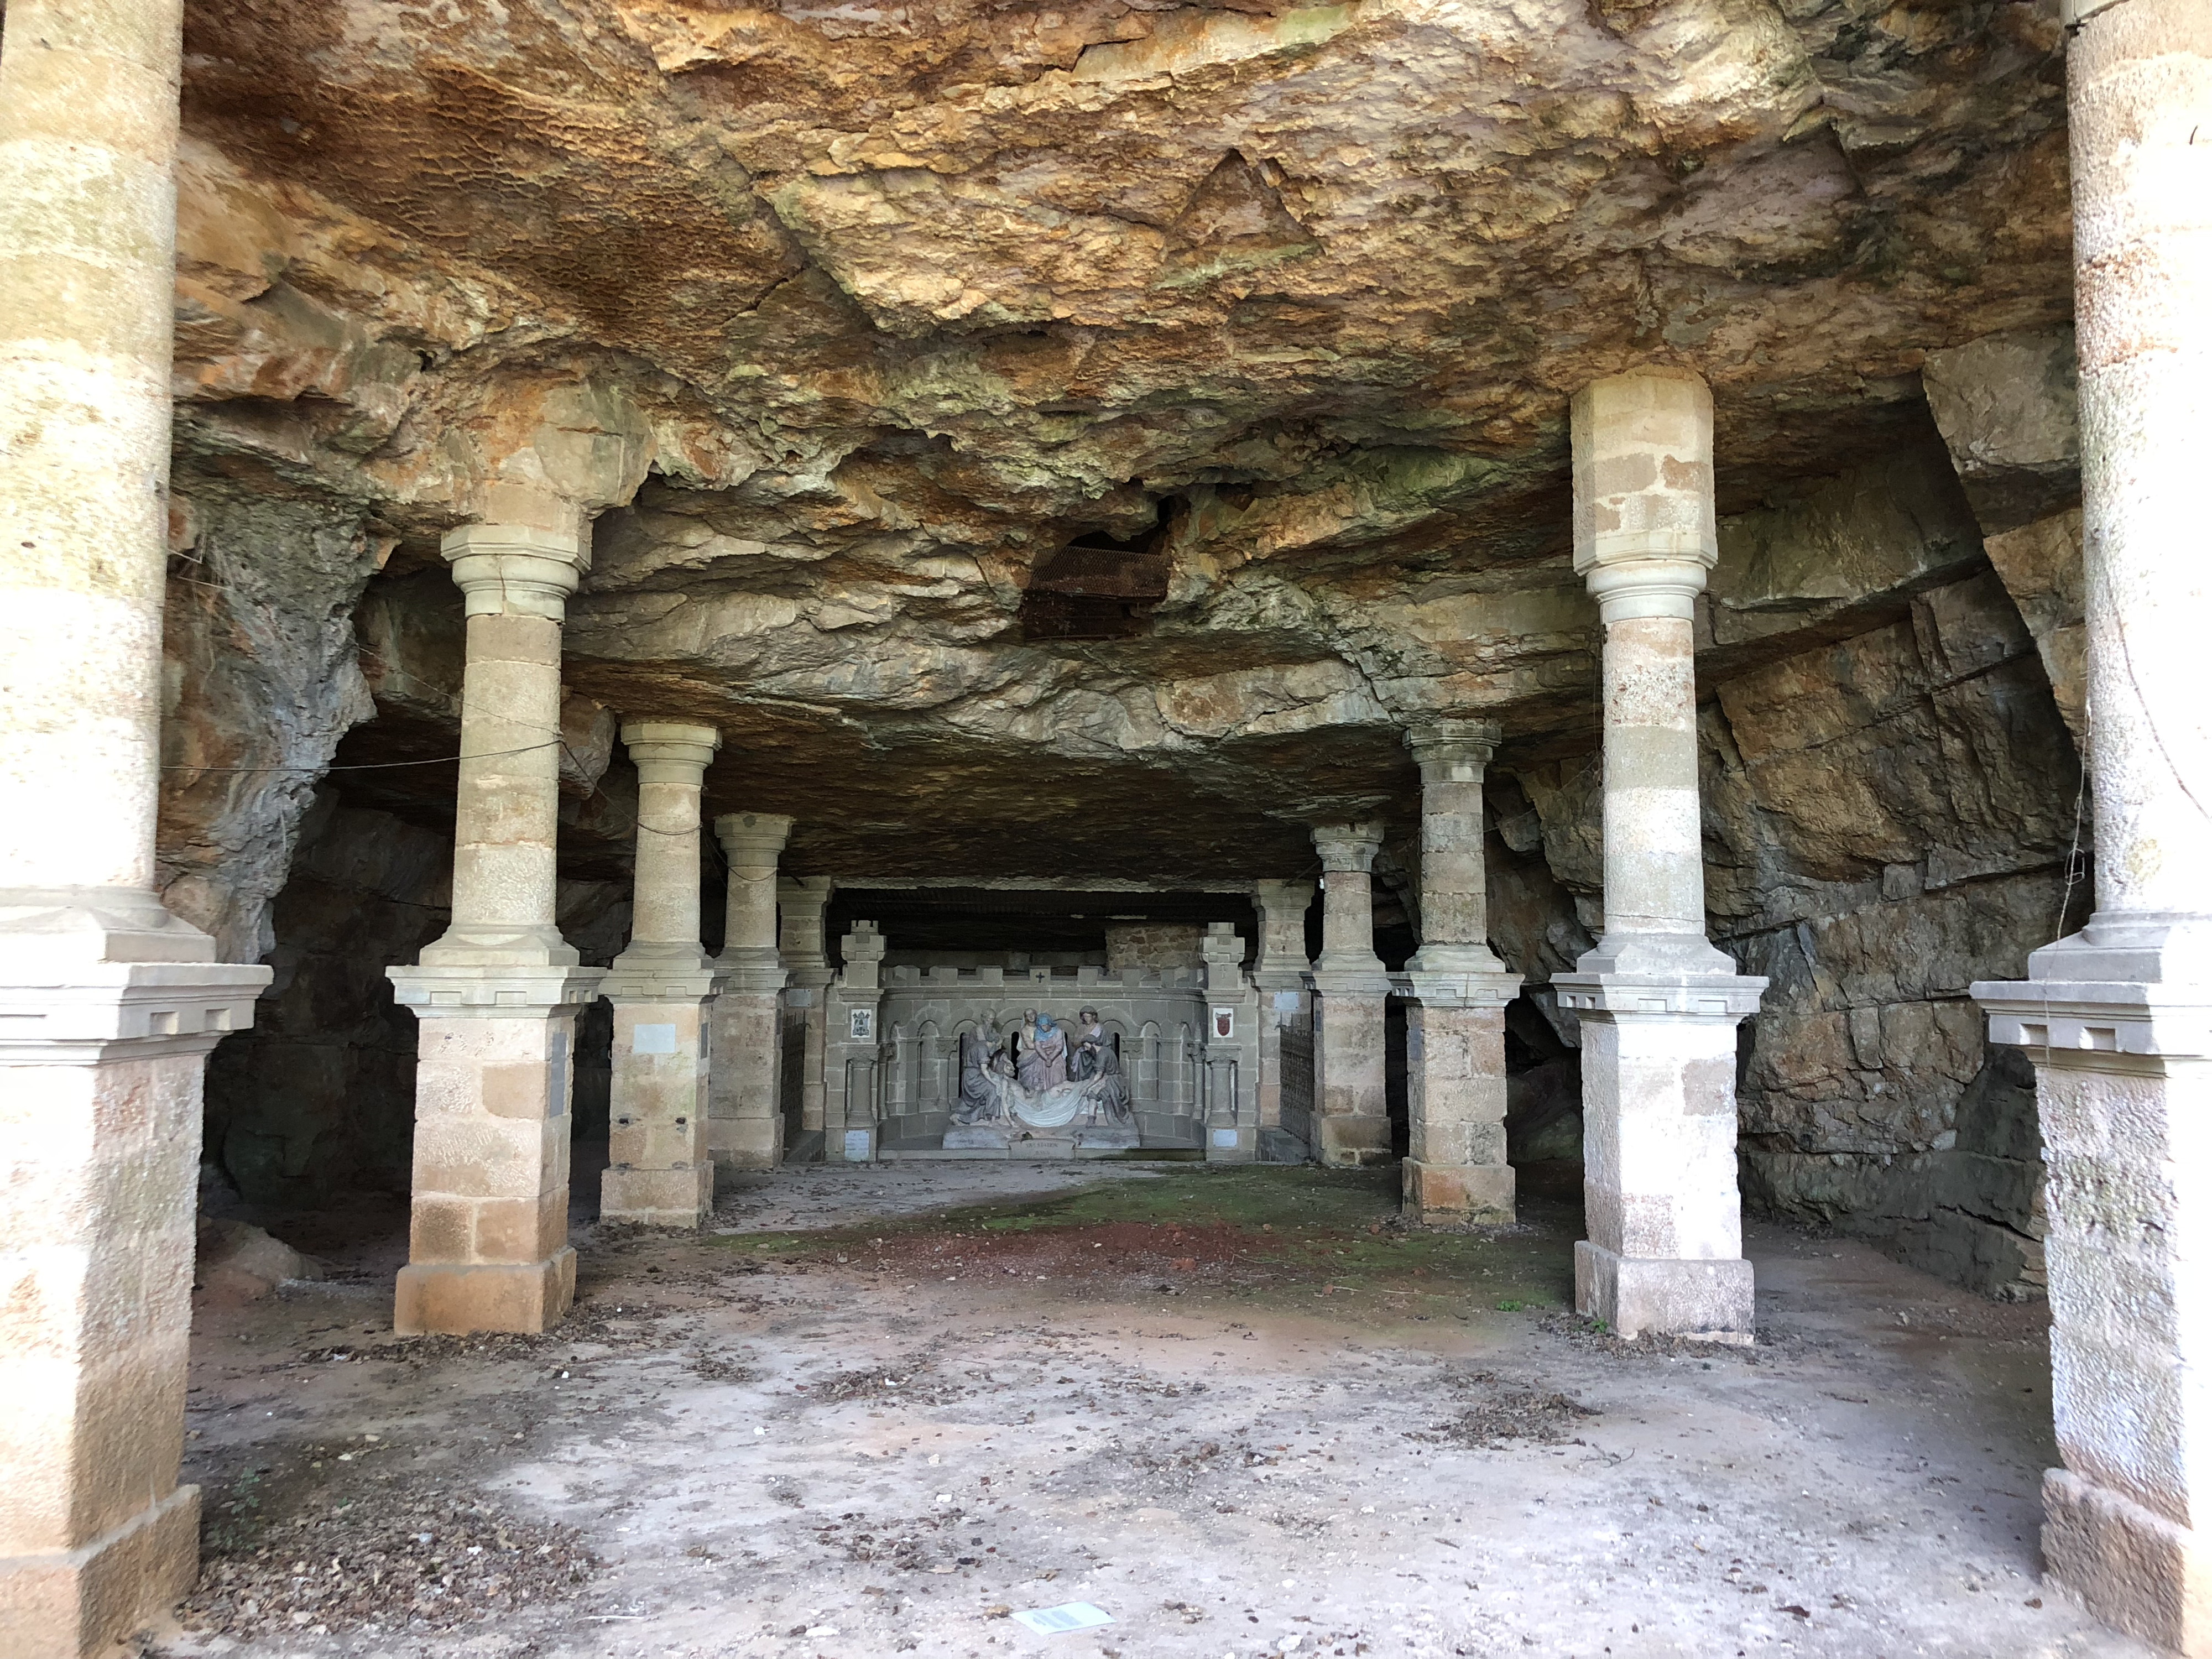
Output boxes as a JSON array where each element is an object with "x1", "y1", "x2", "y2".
[
  {"x1": 716, "y1": 811, "x2": 795, "y2": 863},
  {"x1": 1406, "y1": 718, "x2": 1501, "y2": 778},
  {"x1": 442, "y1": 524, "x2": 589, "y2": 620},
  {"x1": 622, "y1": 721, "x2": 720, "y2": 780},
  {"x1": 1312, "y1": 822, "x2": 1385, "y2": 873},
  {"x1": 1571, "y1": 366, "x2": 1717, "y2": 622}
]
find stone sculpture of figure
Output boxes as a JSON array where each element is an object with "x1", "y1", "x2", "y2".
[
  {"x1": 1073, "y1": 1006, "x2": 1132, "y2": 1122},
  {"x1": 1018, "y1": 1010, "x2": 1070, "y2": 1093},
  {"x1": 953, "y1": 1027, "x2": 1003, "y2": 1125}
]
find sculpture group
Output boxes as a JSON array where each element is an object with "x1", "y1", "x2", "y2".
[{"x1": 953, "y1": 1008, "x2": 1132, "y2": 1130}]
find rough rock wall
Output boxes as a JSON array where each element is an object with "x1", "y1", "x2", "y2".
[
  {"x1": 157, "y1": 489, "x2": 383, "y2": 962},
  {"x1": 1715, "y1": 566, "x2": 2074, "y2": 1300},
  {"x1": 202, "y1": 794, "x2": 451, "y2": 1203},
  {"x1": 1105, "y1": 923, "x2": 1206, "y2": 972},
  {"x1": 202, "y1": 785, "x2": 634, "y2": 1206}
]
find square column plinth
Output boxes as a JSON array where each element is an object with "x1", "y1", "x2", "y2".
[
  {"x1": 603, "y1": 978, "x2": 717, "y2": 1229},
  {"x1": 1555, "y1": 973, "x2": 1764, "y2": 1343},
  {"x1": 1312, "y1": 974, "x2": 1391, "y2": 1167},
  {"x1": 388, "y1": 966, "x2": 603, "y2": 1336},
  {"x1": 0, "y1": 964, "x2": 269, "y2": 1659},
  {"x1": 708, "y1": 972, "x2": 788, "y2": 1171},
  {"x1": 1404, "y1": 980, "x2": 1519, "y2": 1224},
  {"x1": 1974, "y1": 978, "x2": 2212, "y2": 1655}
]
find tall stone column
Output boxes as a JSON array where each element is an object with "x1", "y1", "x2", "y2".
[
  {"x1": 1402, "y1": 720, "x2": 1521, "y2": 1224},
  {"x1": 1310, "y1": 823, "x2": 1392, "y2": 1167},
  {"x1": 0, "y1": 6, "x2": 273, "y2": 1650},
  {"x1": 1551, "y1": 367, "x2": 1765, "y2": 1342},
  {"x1": 779, "y1": 876, "x2": 834, "y2": 1149},
  {"x1": 1201, "y1": 922, "x2": 1259, "y2": 1160},
  {"x1": 1251, "y1": 879, "x2": 1316, "y2": 1153},
  {"x1": 709, "y1": 813, "x2": 792, "y2": 1170},
  {"x1": 1972, "y1": 6, "x2": 2212, "y2": 1648},
  {"x1": 387, "y1": 518, "x2": 604, "y2": 1335},
  {"x1": 826, "y1": 920, "x2": 886, "y2": 1162},
  {"x1": 601, "y1": 723, "x2": 721, "y2": 1229}
]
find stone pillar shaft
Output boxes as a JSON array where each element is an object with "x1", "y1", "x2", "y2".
[
  {"x1": 424, "y1": 528, "x2": 586, "y2": 968},
  {"x1": 1971, "y1": 7, "x2": 2212, "y2": 1651},
  {"x1": 826, "y1": 921, "x2": 885, "y2": 1162},
  {"x1": 388, "y1": 524, "x2": 602, "y2": 1335},
  {"x1": 708, "y1": 813, "x2": 794, "y2": 1171},
  {"x1": 0, "y1": 8, "x2": 273, "y2": 1653},
  {"x1": 1554, "y1": 367, "x2": 1764, "y2": 1342},
  {"x1": 1404, "y1": 721, "x2": 1520, "y2": 1224},
  {"x1": 1251, "y1": 879, "x2": 1315, "y2": 1149},
  {"x1": 628, "y1": 731, "x2": 715, "y2": 953},
  {"x1": 602, "y1": 723, "x2": 721, "y2": 1230},
  {"x1": 1310, "y1": 823, "x2": 1391, "y2": 1168},
  {"x1": 0, "y1": 0, "x2": 180, "y2": 909},
  {"x1": 780, "y1": 877, "x2": 834, "y2": 1142}
]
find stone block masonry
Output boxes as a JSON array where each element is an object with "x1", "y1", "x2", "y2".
[
  {"x1": 1975, "y1": 2, "x2": 2212, "y2": 1647},
  {"x1": 388, "y1": 517, "x2": 605, "y2": 1333},
  {"x1": 0, "y1": 2, "x2": 270, "y2": 1650},
  {"x1": 1553, "y1": 367, "x2": 1765, "y2": 1342},
  {"x1": 601, "y1": 723, "x2": 722, "y2": 1228},
  {"x1": 1402, "y1": 720, "x2": 1520, "y2": 1224}
]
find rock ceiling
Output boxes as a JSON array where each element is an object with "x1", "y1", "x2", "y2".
[{"x1": 171, "y1": 0, "x2": 2073, "y2": 879}]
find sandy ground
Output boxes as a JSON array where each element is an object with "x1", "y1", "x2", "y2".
[{"x1": 149, "y1": 1162, "x2": 2151, "y2": 1659}]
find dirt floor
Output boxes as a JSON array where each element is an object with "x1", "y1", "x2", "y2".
[{"x1": 149, "y1": 1161, "x2": 2152, "y2": 1659}]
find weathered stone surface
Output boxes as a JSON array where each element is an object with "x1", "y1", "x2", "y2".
[
  {"x1": 157, "y1": 490, "x2": 382, "y2": 963},
  {"x1": 152, "y1": 0, "x2": 2075, "y2": 879},
  {"x1": 1922, "y1": 326, "x2": 2081, "y2": 535},
  {"x1": 194, "y1": 1217, "x2": 324, "y2": 1304},
  {"x1": 1922, "y1": 324, "x2": 2086, "y2": 747}
]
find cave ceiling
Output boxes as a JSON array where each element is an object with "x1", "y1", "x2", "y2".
[{"x1": 172, "y1": 0, "x2": 2073, "y2": 881}]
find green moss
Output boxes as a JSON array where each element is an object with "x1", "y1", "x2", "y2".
[{"x1": 701, "y1": 1164, "x2": 1577, "y2": 1319}]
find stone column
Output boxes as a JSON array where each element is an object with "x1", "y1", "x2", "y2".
[
  {"x1": 826, "y1": 921, "x2": 886, "y2": 1161},
  {"x1": 1252, "y1": 879, "x2": 1316, "y2": 1155},
  {"x1": 1551, "y1": 367, "x2": 1765, "y2": 1342},
  {"x1": 0, "y1": 6, "x2": 273, "y2": 1651},
  {"x1": 601, "y1": 723, "x2": 721, "y2": 1229},
  {"x1": 1402, "y1": 720, "x2": 1522, "y2": 1224},
  {"x1": 387, "y1": 518, "x2": 604, "y2": 1336},
  {"x1": 1972, "y1": 6, "x2": 2212, "y2": 1648},
  {"x1": 780, "y1": 876, "x2": 834, "y2": 1151},
  {"x1": 1310, "y1": 823, "x2": 1392, "y2": 1167},
  {"x1": 1202, "y1": 922, "x2": 1259, "y2": 1160},
  {"x1": 709, "y1": 813, "x2": 793, "y2": 1170}
]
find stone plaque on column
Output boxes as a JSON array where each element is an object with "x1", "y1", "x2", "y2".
[{"x1": 1551, "y1": 367, "x2": 1765, "y2": 1343}]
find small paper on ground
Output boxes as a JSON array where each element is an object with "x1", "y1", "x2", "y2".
[{"x1": 1009, "y1": 1602, "x2": 1114, "y2": 1634}]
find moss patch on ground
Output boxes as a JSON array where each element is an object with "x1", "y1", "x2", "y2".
[{"x1": 698, "y1": 1164, "x2": 1582, "y2": 1326}]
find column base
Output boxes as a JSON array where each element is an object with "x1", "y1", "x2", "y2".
[
  {"x1": 1404, "y1": 1159, "x2": 1514, "y2": 1224},
  {"x1": 1316, "y1": 1114, "x2": 1393, "y2": 1167},
  {"x1": 601, "y1": 1163, "x2": 714, "y2": 1229},
  {"x1": 0, "y1": 1483, "x2": 200, "y2": 1659},
  {"x1": 1575, "y1": 1240, "x2": 1753, "y2": 1343},
  {"x1": 395, "y1": 1249, "x2": 576, "y2": 1336},
  {"x1": 2044, "y1": 1467, "x2": 2212, "y2": 1656}
]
